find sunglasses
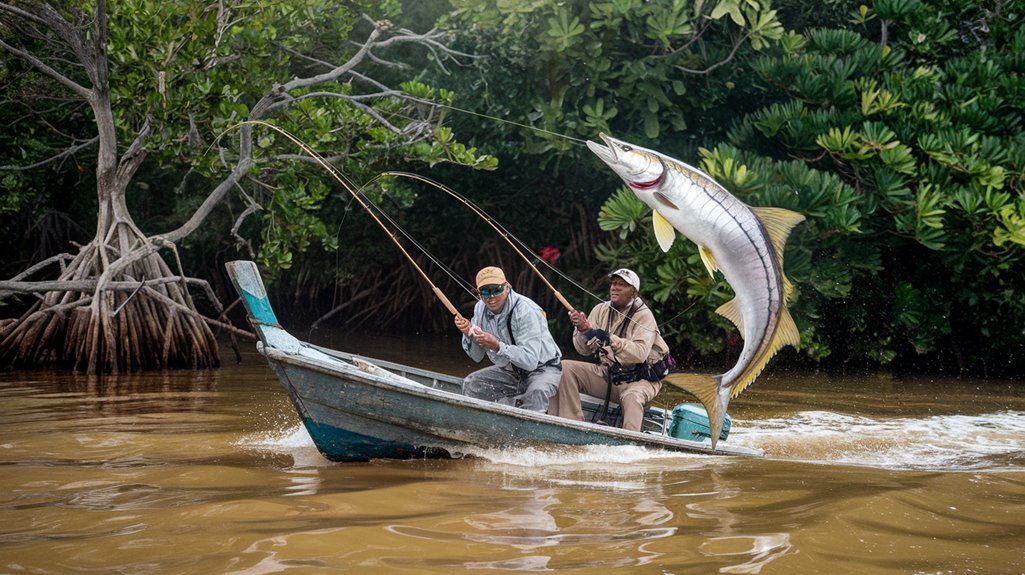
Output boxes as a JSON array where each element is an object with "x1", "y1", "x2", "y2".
[{"x1": 478, "y1": 284, "x2": 505, "y2": 298}]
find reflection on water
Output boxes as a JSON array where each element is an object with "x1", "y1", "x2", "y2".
[{"x1": 1, "y1": 337, "x2": 1024, "y2": 574}]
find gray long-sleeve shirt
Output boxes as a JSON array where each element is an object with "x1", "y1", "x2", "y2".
[{"x1": 462, "y1": 289, "x2": 561, "y2": 372}]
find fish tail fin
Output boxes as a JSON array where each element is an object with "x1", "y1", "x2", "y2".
[{"x1": 663, "y1": 373, "x2": 729, "y2": 451}]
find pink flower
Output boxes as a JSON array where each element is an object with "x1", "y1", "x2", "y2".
[{"x1": 540, "y1": 246, "x2": 561, "y2": 265}]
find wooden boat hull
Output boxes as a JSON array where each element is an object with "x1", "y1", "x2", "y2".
[{"x1": 227, "y1": 260, "x2": 761, "y2": 461}]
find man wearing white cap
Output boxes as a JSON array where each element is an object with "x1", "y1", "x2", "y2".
[
  {"x1": 454, "y1": 266, "x2": 562, "y2": 412},
  {"x1": 548, "y1": 268, "x2": 671, "y2": 431}
]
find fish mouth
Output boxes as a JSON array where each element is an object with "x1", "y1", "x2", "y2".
[{"x1": 586, "y1": 132, "x2": 618, "y2": 164}]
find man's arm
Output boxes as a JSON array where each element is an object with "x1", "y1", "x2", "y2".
[
  {"x1": 608, "y1": 307, "x2": 657, "y2": 364},
  {"x1": 571, "y1": 304, "x2": 603, "y2": 356},
  {"x1": 459, "y1": 306, "x2": 487, "y2": 363},
  {"x1": 494, "y1": 304, "x2": 547, "y2": 370}
]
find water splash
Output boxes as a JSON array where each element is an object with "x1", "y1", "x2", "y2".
[
  {"x1": 738, "y1": 409, "x2": 1025, "y2": 471},
  {"x1": 238, "y1": 424, "x2": 329, "y2": 468},
  {"x1": 239, "y1": 411, "x2": 1025, "y2": 473},
  {"x1": 456, "y1": 443, "x2": 704, "y2": 468}
]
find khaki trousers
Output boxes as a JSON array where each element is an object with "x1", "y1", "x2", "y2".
[{"x1": 548, "y1": 359, "x2": 661, "y2": 432}]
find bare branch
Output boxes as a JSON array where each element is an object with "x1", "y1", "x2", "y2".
[
  {"x1": 0, "y1": 136, "x2": 98, "y2": 171},
  {"x1": 674, "y1": 32, "x2": 752, "y2": 75},
  {"x1": 1, "y1": 275, "x2": 206, "y2": 297},
  {"x1": 0, "y1": 37, "x2": 92, "y2": 100},
  {"x1": 161, "y1": 156, "x2": 255, "y2": 244},
  {"x1": 2, "y1": 253, "x2": 76, "y2": 283},
  {"x1": 230, "y1": 202, "x2": 260, "y2": 259}
]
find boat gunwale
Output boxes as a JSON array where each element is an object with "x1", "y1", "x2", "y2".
[{"x1": 258, "y1": 341, "x2": 762, "y2": 457}]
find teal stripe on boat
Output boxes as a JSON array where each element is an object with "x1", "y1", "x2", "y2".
[{"x1": 242, "y1": 290, "x2": 279, "y2": 326}]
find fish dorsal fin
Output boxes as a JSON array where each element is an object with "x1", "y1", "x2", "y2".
[
  {"x1": 652, "y1": 209, "x2": 676, "y2": 252},
  {"x1": 752, "y1": 207, "x2": 805, "y2": 266},
  {"x1": 730, "y1": 306, "x2": 801, "y2": 400},
  {"x1": 714, "y1": 298, "x2": 744, "y2": 332},
  {"x1": 699, "y1": 245, "x2": 718, "y2": 278},
  {"x1": 753, "y1": 206, "x2": 804, "y2": 302}
]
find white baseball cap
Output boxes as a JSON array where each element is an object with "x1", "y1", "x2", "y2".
[{"x1": 609, "y1": 268, "x2": 640, "y2": 291}]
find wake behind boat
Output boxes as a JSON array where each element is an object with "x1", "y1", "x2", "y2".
[{"x1": 226, "y1": 260, "x2": 761, "y2": 462}]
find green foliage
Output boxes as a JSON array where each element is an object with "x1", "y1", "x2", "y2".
[
  {"x1": 443, "y1": 0, "x2": 784, "y2": 151},
  {"x1": 2, "y1": 0, "x2": 496, "y2": 280},
  {"x1": 599, "y1": 0, "x2": 1025, "y2": 373}
]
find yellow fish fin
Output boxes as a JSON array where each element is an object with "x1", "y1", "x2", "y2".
[
  {"x1": 714, "y1": 297, "x2": 744, "y2": 333},
  {"x1": 752, "y1": 207, "x2": 805, "y2": 265},
  {"x1": 652, "y1": 209, "x2": 676, "y2": 252},
  {"x1": 753, "y1": 207, "x2": 804, "y2": 302},
  {"x1": 663, "y1": 372, "x2": 730, "y2": 451},
  {"x1": 699, "y1": 245, "x2": 718, "y2": 278},
  {"x1": 729, "y1": 306, "x2": 801, "y2": 400},
  {"x1": 778, "y1": 305, "x2": 801, "y2": 349}
]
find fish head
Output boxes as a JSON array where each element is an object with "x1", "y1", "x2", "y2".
[{"x1": 587, "y1": 133, "x2": 667, "y2": 198}]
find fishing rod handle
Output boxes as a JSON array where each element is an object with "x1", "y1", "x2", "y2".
[
  {"x1": 553, "y1": 290, "x2": 573, "y2": 312},
  {"x1": 433, "y1": 287, "x2": 459, "y2": 316}
]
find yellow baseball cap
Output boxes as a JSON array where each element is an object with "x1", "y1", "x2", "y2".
[{"x1": 475, "y1": 266, "x2": 507, "y2": 288}]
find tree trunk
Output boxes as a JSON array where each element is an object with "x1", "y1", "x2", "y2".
[
  {"x1": 0, "y1": 199, "x2": 224, "y2": 372},
  {"x1": 0, "y1": 0, "x2": 224, "y2": 373}
]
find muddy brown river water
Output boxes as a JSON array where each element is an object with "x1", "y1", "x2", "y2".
[{"x1": 2, "y1": 333, "x2": 1024, "y2": 574}]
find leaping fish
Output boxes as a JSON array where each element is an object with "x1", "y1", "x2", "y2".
[{"x1": 587, "y1": 133, "x2": 805, "y2": 450}]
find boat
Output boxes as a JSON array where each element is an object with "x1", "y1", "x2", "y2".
[{"x1": 226, "y1": 260, "x2": 762, "y2": 461}]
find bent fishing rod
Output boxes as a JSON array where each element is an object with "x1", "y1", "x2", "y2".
[
  {"x1": 377, "y1": 171, "x2": 664, "y2": 336},
  {"x1": 375, "y1": 171, "x2": 576, "y2": 313},
  {"x1": 236, "y1": 120, "x2": 468, "y2": 319},
  {"x1": 232, "y1": 121, "x2": 662, "y2": 335}
]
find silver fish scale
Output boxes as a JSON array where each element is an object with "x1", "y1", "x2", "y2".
[{"x1": 667, "y1": 164, "x2": 783, "y2": 376}]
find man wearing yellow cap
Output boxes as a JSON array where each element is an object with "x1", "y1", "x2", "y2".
[
  {"x1": 548, "y1": 268, "x2": 671, "y2": 431},
  {"x1": 454, "y1": 266, "x2": 562, "y2": 412}
]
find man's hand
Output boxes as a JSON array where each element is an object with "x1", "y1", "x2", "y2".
[
  {"x1": 471, "y1": 330, "x2": 500, "y2": 352},
  {"x1": 568, "y1": 308, "x2": 592, "y2": 332},
  {"x1": 454, "y1": 315, "x2": 472, "y2": 335}
]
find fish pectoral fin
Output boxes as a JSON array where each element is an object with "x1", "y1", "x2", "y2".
[
  {"x1": 652, "y1": 209, "x2": 676, "y2": 252},
  {"x1": 663, "y1": 373, "x2": 729, "y2": 450},
  {"x1": 714, "y1": 298, "x2": 744, "y2": 332},
  {"x1": 699, "y1": 246, "x2": 718, "y2": 278}
]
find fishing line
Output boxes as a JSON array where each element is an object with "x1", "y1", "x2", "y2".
[
  {"x1": 395, "y1": 94, "x2": 589, "y2": 145},
  {"x1": 220, "y1": 121, "x2": 667, "y2": 339},
  {"x1": 374, "y1": 171, "x2": 577, "y2": 312},
  {"x1": 227, "y1": 120, "x2": 467, "y2": 318},
  {"x1": 370, "y1": 171, "x2": 666, "y2": 341},
  {"x1": 351, "y1": 184, "x2": 478, "y2": 298}
]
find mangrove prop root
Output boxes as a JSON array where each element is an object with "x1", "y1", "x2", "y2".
[{"x1": 0, "y1": 236, "x2": 254, "y2": 373}]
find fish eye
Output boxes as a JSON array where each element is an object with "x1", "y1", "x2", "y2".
[{"x1": 619, "y1": 144, "x2": 632, "y2": 151}]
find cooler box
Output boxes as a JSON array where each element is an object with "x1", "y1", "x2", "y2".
[{"x1": 668, "y1": 403, "x2": 731, "y2": 441}]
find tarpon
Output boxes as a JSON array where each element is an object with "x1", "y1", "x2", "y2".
[{"x1": 587, "y1": 133, "x2": 804, "y2": 450}]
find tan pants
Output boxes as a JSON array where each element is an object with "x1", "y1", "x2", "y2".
[{"x1": 548, "y1": 359, "x2": 661, "y2": 432}]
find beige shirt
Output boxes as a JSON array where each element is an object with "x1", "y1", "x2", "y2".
[{"x1": 572, "y1": 298, "x2": 668, "y2": 367}]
